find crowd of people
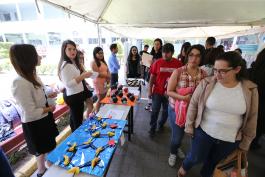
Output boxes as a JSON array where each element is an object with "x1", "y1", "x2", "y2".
[{"x1": 1, "y1": 35, "x2": 264, "y2": 177}]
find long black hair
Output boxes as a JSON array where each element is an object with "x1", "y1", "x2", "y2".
[
  {"x1": 58, "y1": 40, "x2": 81, "y2": 79},
  {"x1": 127, "y1": 46, "x2": 140, "y2": 61},
  {"x1": 178, "y1": 42, "x2": 191, "y2": 64},
  {"x1": 93, "y1": 46, "x2": 107, "y2": 68},
  {"x1": 204, "y1": 47, "x2": 224, "y2": 65},
  {"x1": 215, "y1": 51, "x2": 248, "y2": 81},
  {"x1": 249, "y1": 48, "x2": 265, "y2": 85},
  {"x1": 9, "y1": 44, "x2": 41, "y2": 88},
  {"x1": 150, "y1": 38, "x2": 163, "y2": 59}
]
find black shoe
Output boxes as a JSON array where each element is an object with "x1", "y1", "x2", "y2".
[
  {"x1": 148, "y1": 130, "x2": 155, "y2": 138},
  {"x1": 37, "y1": 168, "x2": 47, "y2": 177},
  {"x1": 157, "y1": 126, "x2": 165, "y2": 133}
]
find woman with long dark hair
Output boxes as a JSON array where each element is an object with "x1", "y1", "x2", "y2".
[
  {"x1": 126, "y1": 46, "x2": 141, "y2": 78},
  {"x1": 145, "y1": 38, "x2": 163, "y2": 111},
  {"x1": 10, "y1": 44, "x2": 58, "y2": 177},
  {"x1": 91, "y1": 47, "x2": 110, "y2": 113},
  {"x1": 249, "y1": 48, "x2": 265, "y2": 149},
  {"x1": 58, "y1": 40, "x2": 93, "y2": 132},
  {"x1": 150, "y1": 38, "x2": 163, "y2": 62},
  {"x1": 178, "y1": 42, "x2": 191, "y2": 65},
  {"x1": 178, "y1": 52, "x2": 258, "y2": 177}
]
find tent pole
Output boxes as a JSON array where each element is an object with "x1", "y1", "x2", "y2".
[{"x1": 97, "y1": 24, "x2": 102, "y2": 47}]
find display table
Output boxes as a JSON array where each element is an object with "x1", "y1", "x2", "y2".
[
  {"x1": 96, "y1": 104, "x2": 133, "y2": 141},
  {"x1": 43, "y1": 105, "x2": 130, "y2": 177}
]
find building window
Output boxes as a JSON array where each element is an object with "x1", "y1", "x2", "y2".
[
  {"x1": 18, "y1": 2, "x2": 38, "y2": 21},
  {"x1": 101, "y1": 38, "x2": 106, "y2": 44},
  {"x1": 0, "y1": 4, "x2": 18, "y2": 22},
  {"x1": 25, "y1": 33, "x2": 46, "y2": 46},
  {"x1": 5, "y1": 33, "x2": 24, "y2": 44},
  {"x1": 88, "y1": 38, "x2": 98, "y2": 44},
  {"x1": 0, "y1": 35, "x2": 3, "y2": 42},
  {"x1": 48, "y1": 32, "x2": 61, "y2": 45},
  {"x1": 74, "y1": 38, "x2": 83, "y2": 45},
  {"x1": 111, "y1": 37, "x2": 119, "y2": 43}
]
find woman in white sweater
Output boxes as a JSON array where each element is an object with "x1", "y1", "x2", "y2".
[
  {"x1": 58, "y1": 40, "x2": 93, "y2": 132},
  {"x1": 10, "y1": 44, "x2": 59, "y2": 177}
]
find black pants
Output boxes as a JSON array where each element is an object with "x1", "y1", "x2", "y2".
[
  {"x1": 63, "y1": 91, "x2": 84, "y2": 132},
  {"x1": 111, "y1": 73, "x2": 118, "y2": 86}
]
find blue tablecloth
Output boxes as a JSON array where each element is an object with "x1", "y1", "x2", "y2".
[{"x1": 47, "y1": 117, "x2": 127, "y2": 177}]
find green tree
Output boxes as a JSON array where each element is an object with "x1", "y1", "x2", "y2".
[
  {"x1": 143, "y1": 39, "x2": 154, "y2": 47},
  {"x1": 0, "y1": 42, "x2": 13, "y2": 59}
]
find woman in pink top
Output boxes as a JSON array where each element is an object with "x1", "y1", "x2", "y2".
[
  {"x1": 167, "y1": 45, "x2": 207, "y2": 168},
  {"x1": 91, "y1": 47, "x2": 110, "y2": 113}
]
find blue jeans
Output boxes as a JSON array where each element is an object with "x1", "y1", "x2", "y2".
[
  {"x1": 0, "y1": 148, "x2": 15, "y2": 177},
  {"x1": 183, "y1": 127, "x2": 240, "y2": 177},
  {"x1": 150, "y1": 94, "x2": 168, "y2": 131},
  {"x1": 168, "y1": 106, "x2": 185, "y2": 154}
]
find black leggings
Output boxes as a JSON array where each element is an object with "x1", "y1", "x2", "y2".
[{"x1": 63, "y1": 91, "x2": 84, "y2": 132}]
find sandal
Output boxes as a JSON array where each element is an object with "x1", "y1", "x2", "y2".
[{"x1": 37, "y1": 168, "x2": 47, "y2": 177}]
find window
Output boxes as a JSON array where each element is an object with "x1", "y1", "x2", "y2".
[
  {"x1": 25, "y1": 33, "x2": 46, "y2": 46},
  {"x1": 101, "y1": 38, "x2": 106, "y2": 44},
  {"x1": 111, "y1": 37, "x2": 119, "y2": 43},
  {"x1": 18, "y1": 2, "x2": 38, "y2": 21},
  {"x1": 0, "y1": 35, "x2": 3, "y2": 42},
  {"x1": 5, "y1": 33, "x2": 24, "y2": 44},
  {"x1": 121, "y1": 37, "x2": 128, "y2": 43},
  {"x1": 48, "y1": 32, "x2": 61, "y2": 45},
  {"x1": 74, "y1": 38, "x2": 83, "y2": 45},
  {"x1": 42, "y1": 2, "x2": 66, "y2": 19},
  {"x1": 88, "y1": 38, "x2": 98, "y2": 44},
  {"x1": 0, "y1": 4, "x2": 18, "y2": 22}
]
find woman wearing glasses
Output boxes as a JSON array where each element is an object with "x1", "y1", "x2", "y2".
[
  {"x1": 126, "y1": 46, "x2": 141, "y2": 78},
  {"x1": 177, "y1": 51, "x2": 258, "y2": 177},
  {"x1": 167, "y1": 45, "x2": 207, "y2": 167}
]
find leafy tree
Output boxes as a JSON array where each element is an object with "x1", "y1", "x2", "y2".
[{"x1": 0, "y1": 42, "x2": 13, "y2": 59}]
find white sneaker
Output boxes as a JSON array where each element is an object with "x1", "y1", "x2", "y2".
[
  {"x1": 177, "y1": 148, "x2": 185, "y2": 159},
  {"x1": 168, "y1": 153, "x2": 177, "y2": 167}
]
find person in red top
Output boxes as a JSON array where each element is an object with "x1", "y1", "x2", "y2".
[{"x1": 148, "y1": 43, "x2": 182, "y2": 137}]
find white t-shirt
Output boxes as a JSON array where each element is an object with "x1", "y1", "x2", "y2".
[
  {"x1": 60, "y1": 61, "x2": 84, "y2": 96},
  {"x1": 200, "y1": 82, "x2": 246, "y2": 142}
]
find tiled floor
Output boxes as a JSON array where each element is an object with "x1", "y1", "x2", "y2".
[{"x1": 106, "y1": 86, "x2": 265, "y2": 177}]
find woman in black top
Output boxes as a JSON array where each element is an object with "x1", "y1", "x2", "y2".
[
  {"x1": 145, "y1": 38, "x2": 163, "y2": 111},
  {"x1": 126, "y1": 46, "x2": 141, "y2": 78},
  {"x1": 150, "y1": 38, "x2": 163, "y2": 61}
]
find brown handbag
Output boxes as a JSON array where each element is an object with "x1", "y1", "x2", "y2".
[{"x1": 213, "y1": 149, "x2": 248, "y2": 177}]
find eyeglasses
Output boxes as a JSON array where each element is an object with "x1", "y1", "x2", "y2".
[
  {"x1": 98, "y1": 52, "x2": 104, "y2": 55},
  {"x1": 213, "y1": 67, "x2": 233, "y2": 75}
]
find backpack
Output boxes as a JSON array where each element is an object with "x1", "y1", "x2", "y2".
[{"x1": 0, "y1": 99, "x2": 22, "y2": 123}]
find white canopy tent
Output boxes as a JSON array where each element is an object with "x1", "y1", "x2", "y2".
[{"x1": 39, "y1": 0, "x2": 265, "y2": 38}]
